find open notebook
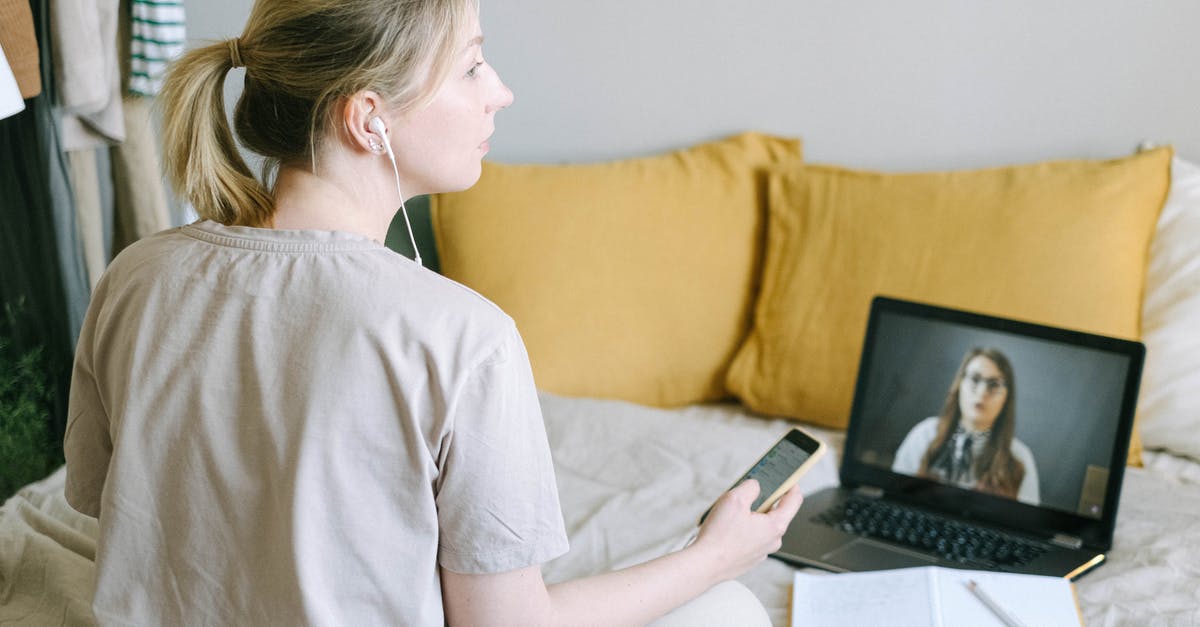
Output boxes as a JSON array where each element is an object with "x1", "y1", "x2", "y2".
[{"x1": 791, "y1": 566, "x2": 1081, "y2": 626}]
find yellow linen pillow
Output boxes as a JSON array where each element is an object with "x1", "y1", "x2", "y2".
[
  {"x1": 432, "y1": 132, "x2": 802, "y2": 407},
  {"x1": 726, "y1": 147, "x2": 1173, "y2": 465}
]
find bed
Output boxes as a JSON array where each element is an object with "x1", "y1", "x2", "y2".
[
  {"x1": 4, "y1": 392, "x2": 1200, "y2": 625},
  {"x1": 3, "y1": 136, "x2": 1199, "y2": 625},
  {"x1": 540, "y1": 394, "x2": 1200, "y2": 626}
]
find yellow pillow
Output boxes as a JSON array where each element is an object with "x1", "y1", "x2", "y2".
[
  {"x1": 726, "y1": 148, "x2": 1173, "y2": 465},
  {"x1": 432, "y1": 132, "x2": 802, "y2": 407}
]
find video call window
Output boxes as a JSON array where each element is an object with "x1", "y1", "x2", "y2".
[{"x1": 851, "y1": 312, "x2": 1130, "y2": 520}]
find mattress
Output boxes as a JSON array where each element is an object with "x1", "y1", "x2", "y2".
[{"x1": 2, "y1": 392, "x2": 1198, "y2": 625}]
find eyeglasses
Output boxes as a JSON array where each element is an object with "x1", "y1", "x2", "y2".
[{"x1": 963, "y1": 372, "x2": 1007, "y2": 394}]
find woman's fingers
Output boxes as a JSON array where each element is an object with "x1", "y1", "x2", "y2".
[
  {"x1": 769, "y1": 485, "x2": 805, "y2": 521},
  {"x1": 728, "y1": 478, "x2": 761, "y2": 506}
]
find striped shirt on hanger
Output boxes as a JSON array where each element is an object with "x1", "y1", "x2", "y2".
[{"x1": 128, "y1": 0, "x2": 186, "y2": 97}]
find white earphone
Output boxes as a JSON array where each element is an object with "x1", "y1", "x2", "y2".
[
  {"x1": 368, "y1": 116, "x2": 388, "y2": 144},
  {"x1": 370, "y1": 116, "x2": 422, "y2": 267}
]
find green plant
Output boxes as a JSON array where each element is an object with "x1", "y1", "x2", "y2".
[{"x1": 0, "y1": 325, "x2": 63, "y2": 500}]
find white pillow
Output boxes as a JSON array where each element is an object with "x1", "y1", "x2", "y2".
[{"x1": 1139, "y1": 155, "x2": 1200, "y2": 460}]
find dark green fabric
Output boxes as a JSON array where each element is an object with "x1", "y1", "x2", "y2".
[
  {"x1": 384, "y1": 194, "x2": 441, "y2": 273},
  {"x1": 0, "y1": 109, "x2": 73, "y2": 459}
]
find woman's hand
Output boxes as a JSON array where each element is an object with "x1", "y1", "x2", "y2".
[
  {"x1": 690, "y1": 479, "x2": 805, "y2": 583},
  {"x1": 444, "y1": 479, "x2": 804, "y2": 626}
]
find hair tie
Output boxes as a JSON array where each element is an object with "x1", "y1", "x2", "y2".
[{"x1": 228, "y1": 38, "x2": 244, "y2": 69}]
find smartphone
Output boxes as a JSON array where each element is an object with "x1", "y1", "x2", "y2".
[{"x1": 699, "y1": 427, "x2": 826, "y2": 525}]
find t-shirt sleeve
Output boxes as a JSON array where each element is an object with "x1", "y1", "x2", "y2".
[
  {"x1": 62, "y1": 308, "x2": 112, "y2": 518},
  {"x1": 434, "y1": 324, "x2": 569, "y2": 574}
]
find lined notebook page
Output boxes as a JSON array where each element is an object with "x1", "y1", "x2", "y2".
[
  {"x1": 792, "y1": 566, "x2": 1081, "y2": 626},
  {"x1": 934, "y1": 568, "x2": 1081, "y2": 626},
  {"x1": 791, "y1": 568, "x2": 938, "y2": 626}
]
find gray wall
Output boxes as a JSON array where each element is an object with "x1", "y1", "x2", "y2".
[{"x1": 186, "y1": 1, "x2": 1200, "y2": 168}]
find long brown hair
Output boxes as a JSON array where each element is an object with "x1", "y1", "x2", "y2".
[
  {"x1": 918, "y1": 347, "x2": 1025, "y2": 497},
  {"x1": 159, "y1": 0, "x2": 479, "y2": 227}
]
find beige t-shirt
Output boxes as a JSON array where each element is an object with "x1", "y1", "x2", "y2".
[{"x1": 64, "y1": 221, "x2": 568, "y2": 625}]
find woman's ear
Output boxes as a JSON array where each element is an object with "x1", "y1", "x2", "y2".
[{"x1": 343, "y1": 90, "x2": 388, "y2": 156}]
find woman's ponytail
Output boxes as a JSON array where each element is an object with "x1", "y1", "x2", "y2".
[{"x1": 159, "y1": 41, "x2": 274, "y2": 226}]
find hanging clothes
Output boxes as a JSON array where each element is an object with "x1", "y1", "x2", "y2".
[
  {"x1": 51, "y1": 0, "x2": 125, "y2": 288},
  {"x1": 55, "y1": 0, "x2": 179, "y2": 286},
  {"x1": 1, "y1": 45, "x2": 25, "y2": 119},
  {"x1": 0, "y1": 0, "x2": 42, "y2": 98},
  {"x1": 127, "y1": 0, "x2": 185, "y2": 97},
  {"x1": 110, "y1": 93, "x2": 171, "y2": 256},
  {"x1": 32, "y1": 0, "x2": 90, "y2": 345},
  {"x1": 0, "y1": 0, "x2": 89, "y2": 444},
  {"x1": 52, "y1": 0, "x2": 125, "y2": 149},
  {"x1": 68, "y1": 150, "x2": 109, "y2": 287},
  {"x1": 111, "y1": 0, "x2": 175, "y2": 254}
]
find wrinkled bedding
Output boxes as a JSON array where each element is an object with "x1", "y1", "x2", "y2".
[
  {"x1": 2, "y1": 393, "x2": 1197, "y2": 625},
  {"x1": 0, "y1": 469, "x2": 97, "y2": 626},
  {"x1": 538, "y1": 393, "x2": 1200, "y2": 627}
]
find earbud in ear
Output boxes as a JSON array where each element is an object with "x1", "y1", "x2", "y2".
[
  {"x1": 368, "y1": 116, "x2": 385, "y2": 135},
  {"x1": 368, "y1": 117, "x2": 393, "y2": 156}
]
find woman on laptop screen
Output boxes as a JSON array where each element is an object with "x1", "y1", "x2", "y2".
[{"x1": 892, "y1": 347, "x2": 1041, "y2": 505}]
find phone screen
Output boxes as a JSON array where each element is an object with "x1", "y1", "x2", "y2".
[{"x1": 745, "y1": 437, "x2": 814, "y2": 511}]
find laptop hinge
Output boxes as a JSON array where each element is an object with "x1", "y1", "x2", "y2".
[
  {"x1": 1050, "y1": 533, "x2": 1083, "y2": 549},
  {"x1": 854, "y1": 486, "x2": 884, "y2": 499}
]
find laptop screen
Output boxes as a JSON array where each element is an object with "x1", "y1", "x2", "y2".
[{"x1": 842, "y1": 297, "x2": 1143, "y2": 546}]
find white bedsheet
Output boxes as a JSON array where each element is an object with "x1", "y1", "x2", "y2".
[
  {"x1": 540, "y1": 393, "x2": 1200, "y2": 627},
  {"x1": 0, "y1": 469, "x2": 97, "y2": 626},
  {"x1": 2, "y1": 393, "x2": 1197, "y2": 625}
]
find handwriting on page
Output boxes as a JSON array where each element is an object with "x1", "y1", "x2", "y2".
[
  {"x1": 792, "y1": 569, "x2": 937, "y2": 627},
  {"x1": 791, "y1": 567, "x2": 1080, "y2": 627}
]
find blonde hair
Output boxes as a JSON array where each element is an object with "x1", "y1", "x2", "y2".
[{"x1": 160, "y1": 0, "x2": 480, "y2": 226}]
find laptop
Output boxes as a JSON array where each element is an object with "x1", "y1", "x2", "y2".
[{"x1": 774, "y1": 296, "x2": 1144, "y2": 580}]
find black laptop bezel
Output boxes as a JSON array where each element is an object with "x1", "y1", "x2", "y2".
[{"x1": 839, "y1": 296, "x2": 1144, "y2": 550}]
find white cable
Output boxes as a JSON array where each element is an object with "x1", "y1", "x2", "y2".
[{"x1": 384, "y1": 146, "x2": 422, "y2": 267}]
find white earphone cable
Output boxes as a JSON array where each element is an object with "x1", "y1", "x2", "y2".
[{"x1": 384, "y1": 148, "x2": 422, "y2": 267}]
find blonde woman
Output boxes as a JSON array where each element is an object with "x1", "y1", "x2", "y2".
[{"x1": 62, "y1": 1, "x2": 798, "y2": 624}]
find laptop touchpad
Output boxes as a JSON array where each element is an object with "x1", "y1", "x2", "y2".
[{"x1": 822, "y1": 539, "x2": 939, "y2": 571}]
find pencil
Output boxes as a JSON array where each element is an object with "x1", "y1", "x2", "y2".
[{"x1": 965, "y1": 579, "x2": 1026, "y2": 627}]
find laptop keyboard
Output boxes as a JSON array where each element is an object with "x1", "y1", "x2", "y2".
[{"x1": 815, "y1": 496, "x2": 1049, "y2": 567}]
